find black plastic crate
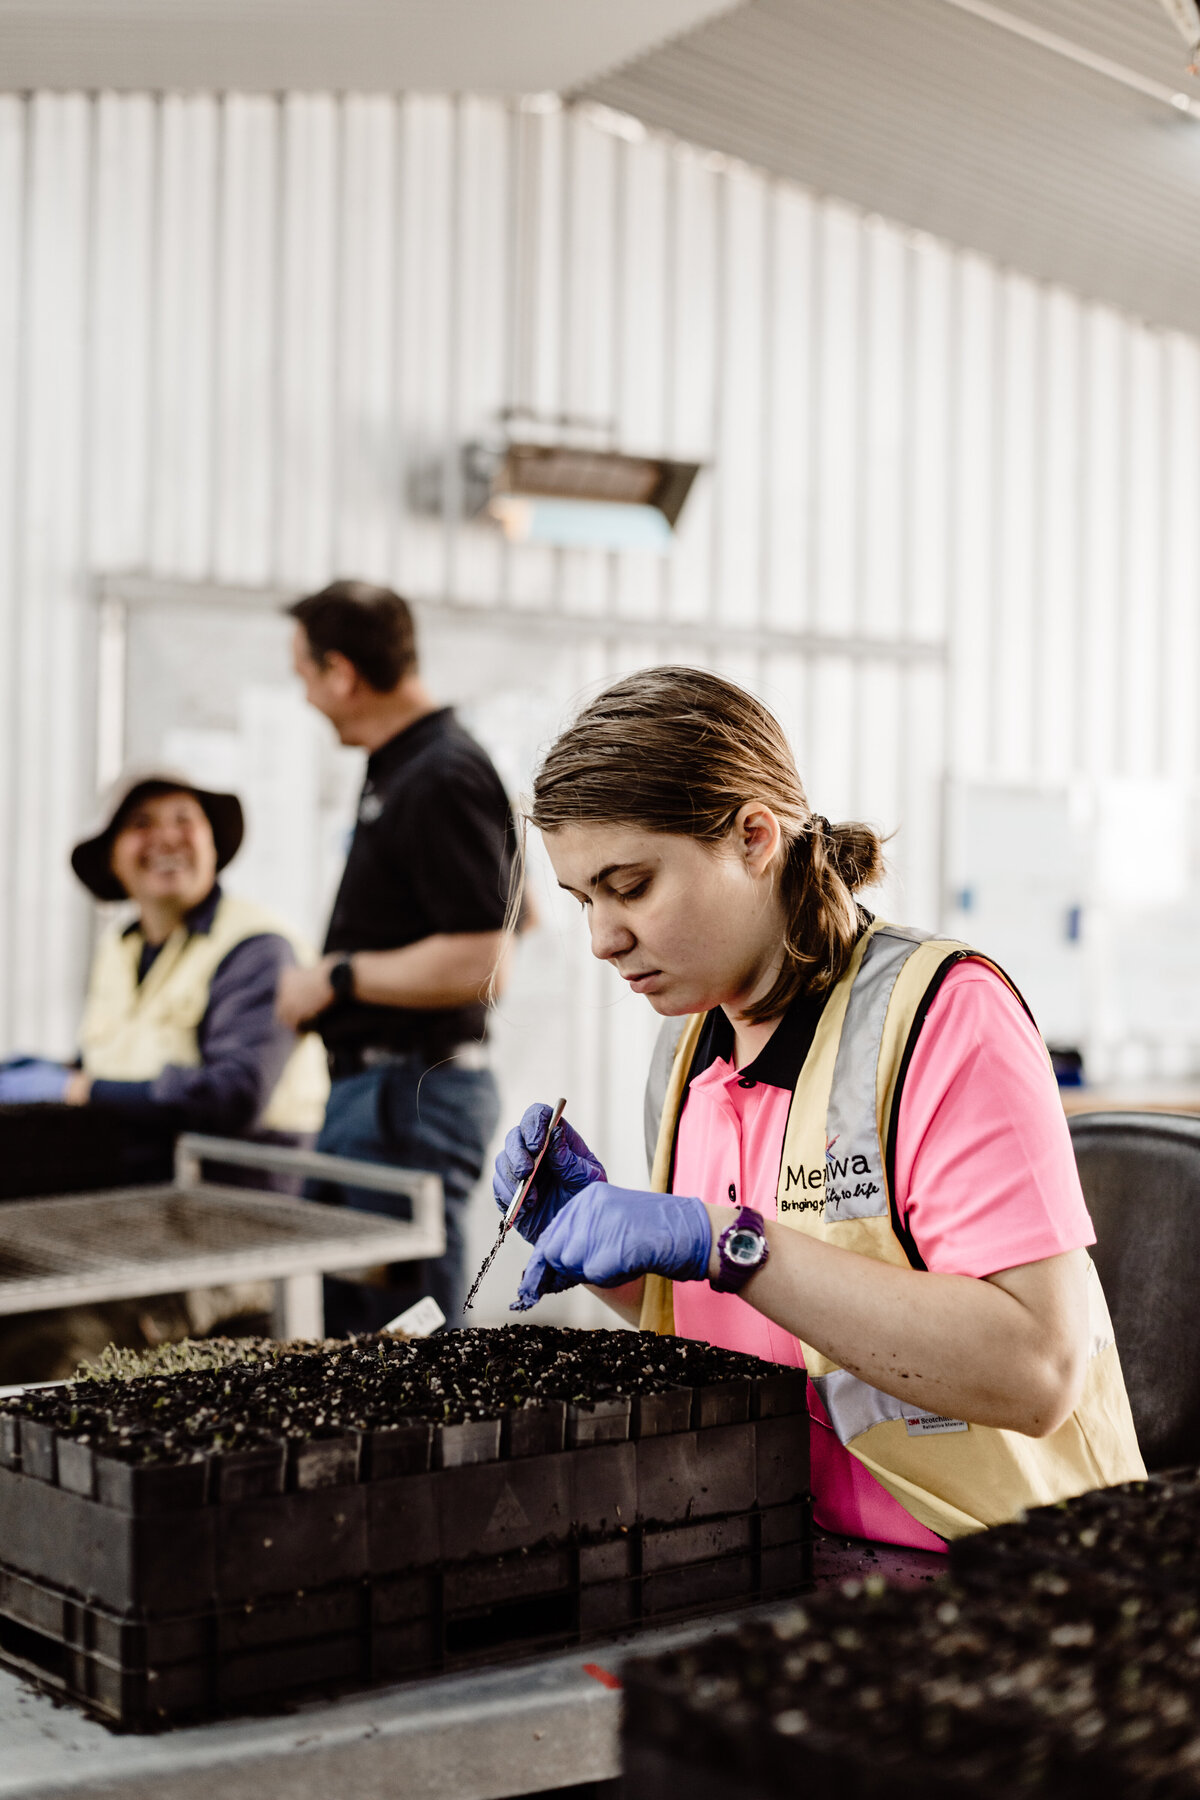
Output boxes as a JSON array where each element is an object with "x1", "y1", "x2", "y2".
[
  {"x1": 0, "y1": 1103, "x2": 132, "y2": 1199},
  {"x1": 0, "y1": 1496, "x2": 812, "y2": 1728},
  {"x1": 0, "y1": 1399, "x2": 809, "y2": 1616},
  {"x1": 0, "y1": 1333, "x2": 813, "y2": 1726}
]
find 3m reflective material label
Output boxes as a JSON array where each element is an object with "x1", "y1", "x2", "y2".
[{"x1": 904, "y1": 1411, "x2": 969, "y2": 1437}]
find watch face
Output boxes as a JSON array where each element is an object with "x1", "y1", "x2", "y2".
[{"x1": 726, "y1": 1227, "x2": 764, "y2": 1267}]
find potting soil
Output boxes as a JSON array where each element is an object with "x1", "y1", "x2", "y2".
[
  {"x1": 3, "y1": 1326, "x2": 774, "y2": 1465},
  {"x1": 623, "y1": 1563, "x2": 1200, "y2": 1799}
]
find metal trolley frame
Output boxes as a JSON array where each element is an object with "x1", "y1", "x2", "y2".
[{"x1": 0, "y1": 1132, "x2": 444, "y2": 1339}]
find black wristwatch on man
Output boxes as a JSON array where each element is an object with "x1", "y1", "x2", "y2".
[{"x1": 329, "y1": 956, "x2": 357, "y2": 1004}]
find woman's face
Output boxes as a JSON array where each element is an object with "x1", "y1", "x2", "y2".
[
  {"x1": 544, "y1": 812, "x2": 788, "y2": 1020},
  {"x1": 109, "y1": 791, "x2": 219, "y2": 915}
]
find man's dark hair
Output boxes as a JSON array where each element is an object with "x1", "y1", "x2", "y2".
[{"x1": 288, "y1": 579, "x2": 418, "y2": 693}]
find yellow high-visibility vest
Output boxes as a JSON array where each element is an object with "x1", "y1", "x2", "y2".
[
  {"x1": 641, "y1": 920, "x2": 1145, "y2": 1539},
  {"x1": 79, "y1": 893, "x2": 329, "y2": 1135}
]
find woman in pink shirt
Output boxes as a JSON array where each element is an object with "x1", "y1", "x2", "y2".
[{"x1": 493, "y1": 667, "x2": 1143, "y2": 1545}]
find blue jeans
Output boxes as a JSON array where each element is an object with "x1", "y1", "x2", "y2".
[{"x1": 312, "y1": 1057, "x2": 499, "y2": 1333}]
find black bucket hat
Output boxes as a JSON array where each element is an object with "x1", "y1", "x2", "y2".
[{"x1": 71, "y1": 769, "x2": 245, "y2": 903}]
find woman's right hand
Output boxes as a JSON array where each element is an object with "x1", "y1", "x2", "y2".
[{"x1": 492, "y1": 1104, "x2": 607, "y2": 1245}]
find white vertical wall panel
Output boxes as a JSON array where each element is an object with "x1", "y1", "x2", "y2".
[
  {"x1": 761, "y1": 183, "x2": 812, "y2": 635},
  {"x1": 994, "y1": 275, "x2": 1038, "y2": 782},
  {"x1": 88, "y1": 96, "x2": 155, "y2": 576},
  {"x1": 1, "y1": 89, "x2": 1199, "y2": 1104},
  {"x1": 949, "y1": 253, "x2": 996, "y2": 781},
  {"x1": 15, "y1": 96, "x2": 91, "y2": 1052},
  {"x1": 711, "y1": 167, "x2": 766, "y2": 630},
  {"x1": 1163, "y1": 335, "x2": 1200, "y2": 786},
  {"x1": 614, "y1": 131, "x2": 668, "y2": 626},
  {"x1": 330, "y1": 97, "x2": 394, "y2": 584},
  {"x1": 1036, "y1": 288, "x2": 1082, "y2": 784},
  {"x1": 812, "y1": 203, "x2": 860, "y2": 637},
  {"x1": 1078, "y1": 309, "x2": 1124, "y2": 786},
  {"x1": 907, "y1": 237, "x2": 952, "y2": 647},
  {"x1": 0, "y1": 97, "x2": 26, "y2": 1043},
  {"x1": 662, "y1": 146, "x2": 717, "y2": 630},
  {"x1": 1122, "y1": 327, "x2": 1164, "y2": 780},
  {"x1": 860, "y1": 219, "x2": 906, "y2": 644},
  {"x1": 452, "y1": 99, "x2": 510, "y2": 613},
  {"x1": 214, "y1": 97, "x2": 277, "y2": 587},
  {"x1": 150, "y1": 98, "x2": 218, "y2": 580},
  {"x1": 275, "y1": 95, "x2": 337, "y2": 591}
]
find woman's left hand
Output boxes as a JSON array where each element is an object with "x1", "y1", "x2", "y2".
[{"x1": 512, "y1": 1183, "x2": 712, "y2": 1311}]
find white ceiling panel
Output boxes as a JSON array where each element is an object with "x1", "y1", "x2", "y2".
[
  {"x1": 583, "y1": 0, "x2": 1200, "y2": 333},
  {"x1": 0, "y1": 0, "x2": 744, "y2": 94}
]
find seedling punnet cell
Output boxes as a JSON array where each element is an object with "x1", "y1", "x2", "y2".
[{"x1": 0, "y1": 1326, "x2": 812, "y2": 1728}]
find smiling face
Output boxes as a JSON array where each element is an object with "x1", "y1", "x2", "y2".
[
  {"x1": 544, "y1": 812, "x2": 789, "y2": 1021},
  {"x1": 108, "y1": 791, "x2": 218, "y2": 916}
]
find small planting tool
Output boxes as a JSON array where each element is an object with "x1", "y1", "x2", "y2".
[{"x1": 463, "y1": 1096, "x2": 566, "y2": 1312}]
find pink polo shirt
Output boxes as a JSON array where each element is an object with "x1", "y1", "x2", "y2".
[{"x1": 671, "y1": 959, "x2": 1096, "y2": 1550}]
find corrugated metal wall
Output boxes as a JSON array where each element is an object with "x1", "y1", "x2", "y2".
[{"x1": 1, "y1": 89, "x2": 1198, "y2": 1143}]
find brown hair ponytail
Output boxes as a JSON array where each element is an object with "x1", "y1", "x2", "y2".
[{"x1": 523, "y1": 666, "x2": 884, "y2": 1022}]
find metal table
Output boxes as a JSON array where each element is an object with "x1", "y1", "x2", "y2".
[
  {"x1": 0, "y1": 1537, "x2": 944, "y2": 1800},
  {"x1": 0, "y1": 1133, "x2": 444, "y2": 1339}
]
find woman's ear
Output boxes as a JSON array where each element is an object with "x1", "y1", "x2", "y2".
[{"x1": 734, "y1": 802, "x2": 782, "y2": 878}]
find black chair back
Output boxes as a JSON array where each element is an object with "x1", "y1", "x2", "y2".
[{"x1": 1069, "y1": 1111, "x2": 1200, "y2": 1471}]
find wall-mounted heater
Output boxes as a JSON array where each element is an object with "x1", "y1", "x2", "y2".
[{"x1": 471, "y1": 437, "x2": 701, "y2": 553}]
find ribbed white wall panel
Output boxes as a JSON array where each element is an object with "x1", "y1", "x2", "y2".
[{"x1": 1, "y1": 88, "x2": 1198, "y2": 1133}]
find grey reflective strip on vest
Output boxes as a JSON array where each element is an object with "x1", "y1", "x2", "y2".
[
  {"x1": 645, "y1": 1015, "x2": 689, "y2": 1179},
  {"x1": 812, "y1": 1370, "x2": 968, "y2": 1443},
  {"x1": 810, "y1": 1369, "x2": 911, "y2": 1442},
  {"x1": 822, "y1": 925, "x2": 932, "y2": 1224}
]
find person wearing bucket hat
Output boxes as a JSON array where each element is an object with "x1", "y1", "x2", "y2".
[{"x1": 0, "y1": 770, "x2": 328, "y2": 1179}]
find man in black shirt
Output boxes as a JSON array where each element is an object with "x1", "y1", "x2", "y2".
[{"x1": 277, "y1": 580, "x2": 512, "y2": 1328}]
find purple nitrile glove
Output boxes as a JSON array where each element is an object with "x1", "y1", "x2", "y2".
[
  {"x1": 0, "y1": 1058, "x2": 71, "y2": 1104},
  {"x1": 492, "y1": 1103, "x2": 606, "y2": 1246},
  {"x1": 511, "y1": 1183, "x2": 712, "y2": 1311}
]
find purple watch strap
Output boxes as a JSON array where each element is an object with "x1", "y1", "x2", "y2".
[{"x1": 711, "y1": 1204, "x2": 769, "y2": 1294}]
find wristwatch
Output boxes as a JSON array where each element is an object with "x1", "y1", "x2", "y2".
[
  {"x1": 329, "y1": 956, "x2": 356, "y2": 1003},
  {"x1": 711, "y1": 1205, "x2": 770, "y2": 1293}
]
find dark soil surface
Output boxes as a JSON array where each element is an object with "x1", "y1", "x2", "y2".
[
  {"x1": 2, "y1": 1326, "x2": 777, "y2": 1466},
  {"x1": 624, "y1": 1565, "x2": 1200, "y2": 1798},
  {"x1": 953, "y1": 1470, "x2": 1200, "y2": 1590}
]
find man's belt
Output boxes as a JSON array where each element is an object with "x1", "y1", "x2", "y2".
[{"x1": 328, "y1": 1042, "x2": 491, "y2": 1081}]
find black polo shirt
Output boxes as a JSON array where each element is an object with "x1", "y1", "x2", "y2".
[
  {"x1": 320, "y1": 708, "x2": 515, "y2": 1057},
  {"x1": 687, "y1": 987, "x2": 827, "y2": 1092},
  {"x1": 667, "y1": 986, "x2": 831, "y2": 1189}
]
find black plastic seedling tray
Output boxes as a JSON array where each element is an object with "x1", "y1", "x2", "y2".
[
  {"x1": 622, "y1": 1538, "x2": 1200, "y2": 1800},
  {"x1": 949, "y1": 1467, "x2": 1200, "y2": 1597},
  {"x1": 0, "y1": 1494, "x2": 811, "y2": 1727},
  {"x1": 0, "y1": 1102, "x2": 132, "y2": 1199},
  {"x1": 0, "y1": 1328, "x2": 812, "y2": 1727}
]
